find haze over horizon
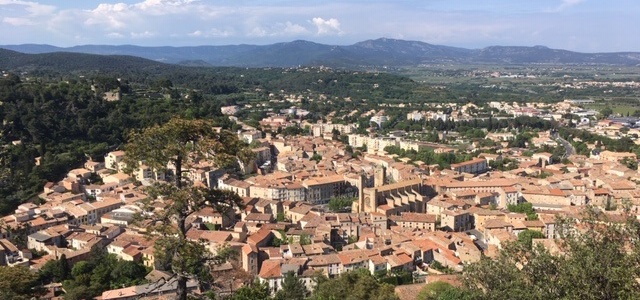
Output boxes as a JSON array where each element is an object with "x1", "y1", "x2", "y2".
[{"x1": 1, "y1": 0, "x2": 639, "y2": 53}]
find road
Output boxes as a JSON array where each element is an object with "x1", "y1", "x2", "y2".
[{"x1": 552, "y1": 132, "x2": 575, "y2": 158}]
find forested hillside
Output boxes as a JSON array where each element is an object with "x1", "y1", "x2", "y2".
[
  {"x1": 0, "y1": 61, "x2": 434, "y2": 215},
  {"x1": 0, "y1": 74, "x2": 231, "y2": 214}
]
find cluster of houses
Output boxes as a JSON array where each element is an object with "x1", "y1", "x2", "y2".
[{"x1": 1, "y1": 119, "x2": 640, "y2": 299}]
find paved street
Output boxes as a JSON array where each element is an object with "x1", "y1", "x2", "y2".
[{"x1": 552, "y1": 132, "x2": 576, "y2": 157}]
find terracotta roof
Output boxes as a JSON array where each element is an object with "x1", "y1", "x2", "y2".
[
  {"x1": 451, "y1": 158, "x2": 486, "y2": 168},
  {"x1": 308, "y1": 253, "x2": 341, "y2": 266},
  {"x1": 245, "y1": 213, "x2": 274, "y2": 222},
  {"x1": 259, "y1": 259, "x2": 282, "y2": 278},
  {"x1": 390, "y1": 212, "x2": 437, "y2": 223},
  {"x1": 337, "y1": 249, "x2": 369, "y2": 265},
  {"x1": 440, "y1": 179, "x2": 517, "y2": 188},
  {"x1": 122, "y1": 245, "x2": 142, "y2": 258},
  {"x1": 523, "y1": 220, "x2": 545, "y2": 228},
  {"x1": 247, "y1": 227, "x2": 273, "y2": 246},
  {"x1": 386, "y1": 252, "x2": 413, "y2": 267},
  {"x1": 484, "y1": 219, "x2": 513, "y2": 229},
  {"x1": 242, "y1": 243, "x2": 258, "y2": 255}
]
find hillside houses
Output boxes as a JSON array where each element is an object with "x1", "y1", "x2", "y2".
[{"x1": 3, "y1": 114, "x2": 640, "y2": 299}]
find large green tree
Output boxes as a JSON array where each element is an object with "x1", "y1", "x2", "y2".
[
  {"x1": 274, "y1": 272, "x2": 307, "y2": 300},
  {"x1": 418, "y1": 281, "x2": 476, "y2": 300},
  {"x1": 0, "y1": 266, "x2": 44, "y2": 300},
  {"x1": 461, "y1": 208, "x2": 640, "y2": 300},
  {"x1": 517, "y1": 230, "x2": 545, "y2": 250},
  {"x1": 124, "y1": 117, "x2": 252, "y2": 300},
  {"x1": 125, "y1": 117, "x2": 253, "y2": 188},
  {"x1": 311, "y1": 268, "x2": 399, "y2": 300},
  {"x1": 229, "y1": 281, "x2": 272, "y2": 300},
  {"x1": 327, "y1": 196, "x2": 356, "y2": 212},
  {"x1": 47, "y1": 249, "x2": 148, "y2": 300}
]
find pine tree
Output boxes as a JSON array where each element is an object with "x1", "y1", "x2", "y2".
[
  {"x1": 274, "y1": 272, "x2": 307, "y2": 300},
  {"x1": 124, "y1": 117, "x2": 253, "y2": 300}
]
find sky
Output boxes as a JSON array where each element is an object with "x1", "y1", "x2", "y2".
[{"x1": 1, "y1": 0, "x2": 639, "y2": 52}]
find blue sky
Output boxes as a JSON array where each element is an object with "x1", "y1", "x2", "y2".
[{"x1": 1, "y1": 0, "x2": 638, "y2": 52}]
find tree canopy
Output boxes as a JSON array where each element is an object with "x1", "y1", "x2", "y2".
[
  {"x1": 229, "y1": 281, "x2": 272, "y2": 300},
  {"x1": 0, "y1": 265, "x2": 44, "y2": 300},
  {"x1": 38, "y1": 248, "x2": 148, "y2": 300},
  {"x1": 274, "y1": 272, "x2": 308, "y2": 300},
  {"x1": 327, "y1": 196, "x2": 356, "y2": 212},
  {"x1": 418, "y1": 281, "x2": 476, "y2": 300},
  {"x1": 311, "y1": 268, "x2": 399, "y2": 300},
  {"x1": 460, "y1": 208, "x2": 640, "y2": 300},
  {"x1": 124, "y1": 117, "x2": 251, "y2": 300}
]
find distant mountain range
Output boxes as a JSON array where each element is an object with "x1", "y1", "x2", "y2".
[{"x1": 2, "y1": 38, "x2": 640, "y2": 68}]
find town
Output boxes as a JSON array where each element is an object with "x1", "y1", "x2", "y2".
[{"x1": 2, "y1": 69, "x2": 639, "y2": 299}]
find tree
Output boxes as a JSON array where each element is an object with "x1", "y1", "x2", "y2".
[
  {"x1": 39, "y1": 254, "x2": 70, "y2": 283},
  {"x1": 621, "y1": 157, "x2": 638, "y2": 170},
  {"x1": 507, "y1": 202, "x2": 538, "y2": 220},
  {"x1": 0, "y1": 266, "x2": 44, "y2": 300},
  {"x1": 274, "y1": 272, "x2": 307, "y2": 300},
  {"x1": 620, "y1": 127, "x2": 630, "y2": 134},
  {"x1": 600, "y1": 106, "x2": 613, "y2": 119},
  {"x1": 110, "y1": 260, "x2": 148, "y2": 289},
  {"x1": 281, "y1": 126, "x2": 303, "y2": 136},
  {"x1": 311, "y1": 268, "x2": 399, "y2": 300},
  {"x1": 310, "y1": 153, "x2": 322, "y2": 162},
  {"x1": 436, "y1": 287, "x2": 477, "y2": 300},
  {"x1": 517, "y1": 230, "x2": 545, "y2": 250},
  {"x1": 462, "y1": 208, "x2": 640, "y2": 300},
  {"x1": 59, "y1": 254, "x2": 70, "y2": 281},
  {"x1": 299, "y1": 233, "x2": 312, "y2": 245},
  {"x1": 230, "y1": 281, "x2": 272, "y2": 300},
  {"x1": 61, "y1": 285, "x2": 94, "y2": 300},
  {"x1": 124, "y1": 117, "x2": 253, "y2": 300},
  {"x1": 125, "y1": 118, "x2": 252, "y2": 188},
  {"x1": 271, "y1": 229, "x2": 288, "y2": 247},
  {"x1": 418, "y1": 281, "x2": 456, "y2": 300},
  {"x1": 55, "y1": 250, "x2": 148, "y2": 299},
  {"x1": 276, "y1": 212, "x2": 286, "y2": 222},
  {"x1": 327, "y1": 196, "x2": 356, "y2": 212}
]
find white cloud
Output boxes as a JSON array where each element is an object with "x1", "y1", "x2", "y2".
[
  {"x1": 188, "y1": 28, "x2": 234, "y2": 38},
  {"x1": 107, "y1": 32, "x2": 125, "y2": 38},
  {"x1": 0, "y1": 0, "x2": 55, "y2": 26},
  {"x1": 0, "y1": 0, "x2": 55, "y2": 14},
  {"x1": 283, "y1": 22, "x2": 308, "y2": 35},
  {"x1": 84, "y1": 3, "x2": 132, "y2": 29},
  {"x1": 188, "y1": 30, "x2": 202, "y2": 37},
  {"x1": 244, "y1": 21, "x2": 309, "y2": 37},
  {"x1": 248, "y1": 26, "x2": 268, "y2": 37},
  {"x1": 553, "y1": 0, "x2": 585, "y2": 12},
  {"x1": 130, "y1": 31, "x2": 156, "y2": 38},
  {"x1": 3, "y1": 17, "x2": 34, "y2": 26},
  {"x1": 311, "y1": 17, "x2": 342, "y2": 35},
  {"x1": 134, "y1": 0, "x2": 198, "y2": 15}
]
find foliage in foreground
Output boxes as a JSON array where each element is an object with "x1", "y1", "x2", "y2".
[
  {"x1": 460, "y1": 208, "x2": 640, "y2": 300},
  {"x1": 0, "y1": 265, "x2": 44, "y2": 300},
  {"x1": 224, "y1": 269, "x2": 401, "y2": 300},
  {"x1": 311, "y1": 268, "x2": 400, "y2": 300},
  {"x1": 418, "y1": 281, "x2": 476, "y2": 300},
  {"x1": 39, "y1": 248, "x2": 148, "y2": 300},
  {"x1": 125, "y1": 118, "x2": 251, "y2": 300}
]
